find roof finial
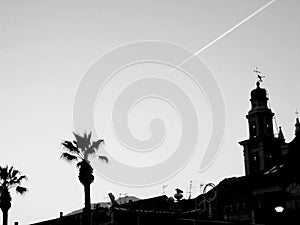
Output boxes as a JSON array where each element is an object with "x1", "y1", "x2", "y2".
[
  {"x1": 295, "y1": 109, "x2": 299, "y2": 119},
  {"x1": 253, "y1": 67, "x2": 265, "y2": 83}
]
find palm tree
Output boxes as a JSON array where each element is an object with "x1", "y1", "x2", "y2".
[
  {"x1": 61, "y1": 132, "x2": 108, "y2": 216},
  {"x1": 0, "y1": 165, "x2": 28, "y2": 225}
]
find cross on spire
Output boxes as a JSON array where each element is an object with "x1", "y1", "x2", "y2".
[{"x1": 253, "y1": 67, "x2": 265, "y2": 82}]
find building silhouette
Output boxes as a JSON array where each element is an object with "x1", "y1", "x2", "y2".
[
  {"x1": 205, "y1": 81, "x2": 300, "y2": 224},
  {"x1": 166, "y1": 81, "x2": 300, "y2": 224},
  {"x1": 30, "y1": 81, "x2": 300, "y2": 224}
]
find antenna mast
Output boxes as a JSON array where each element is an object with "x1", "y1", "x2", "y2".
[
  {"x1": 162, "y1": 185, "x2": 168, "y2": 195},
  {"x1": 188, "y1": 181, "x2": 196, "y2": 199}
]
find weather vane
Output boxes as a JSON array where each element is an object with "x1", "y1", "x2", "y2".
[
  {"x1": 253, "y1": 67, "x2": 265, "y2": 82},
  {"x1": 296, "y1": 109, "x2": 299, "y2": 119}
]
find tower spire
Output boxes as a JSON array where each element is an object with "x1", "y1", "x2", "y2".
[{"x1": 278, "y1": 126, "x2": 285, "y2": 142}]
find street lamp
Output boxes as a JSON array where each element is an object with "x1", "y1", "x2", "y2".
[{"x1": 274, "y1": 206, "x2": 284, "y2": 213}]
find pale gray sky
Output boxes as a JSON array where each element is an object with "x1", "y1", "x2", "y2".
[{"x1": 0, "y1": 0, "x2": 300, "y2": 224}]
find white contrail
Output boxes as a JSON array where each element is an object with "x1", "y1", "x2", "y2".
[{"x1": 169, "y1": 0, "x2": 276, "y2": 73}]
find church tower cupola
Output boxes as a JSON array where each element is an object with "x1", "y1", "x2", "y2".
[{"x1": 247, "y1": 81, "x2": 274, "y2": 139}]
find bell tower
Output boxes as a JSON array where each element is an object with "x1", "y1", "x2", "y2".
[{"x1": 239, "y1": 81, "x2": 279, "y2": 175}]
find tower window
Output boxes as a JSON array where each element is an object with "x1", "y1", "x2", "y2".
[
  {"x1": 250, "y1": 152, "x2": 260, "y2": 172},
  {"x1": 250, "y1": 122, "x2": 257, "y2": 138},
  {"x1": 266, "y1": 122, "x2": 273, "y2": 136}
]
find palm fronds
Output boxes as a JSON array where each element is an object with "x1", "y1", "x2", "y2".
[
  {"x1": 62, "y1": 140, "x2": 81, "y2": 155},
  {"x1": 0, "y1": 166, "x2": 9, "y2": 181},
  {"x1": 60, "y1": 152, "x2": 79, "y2": 162},
  {"x1": 15, "y1": 186, "x2": 28, "y2": 195},
  {"x1": 72, "y1": 132, "x2": 88, "y2": 151},
  {"x1": 91, "y1": 139, "x2": 104, "y2": 150},
  {"x1": 11, "y1": 169, "x2": 19, "y2": 180},
  {"x1": 61, "y1": 131, "x2": 108, "y2": 165},
  {"x1": 15, "y1": 175, "x2": 28, "y2": 183},
  {"x1": 98, "y1": 155, "x2": 108, "y2": 163},
  {"x1": 0, "y1": 165, "x2": 28, "y2": 196},
  {"x1": 8, "y1": 174, "x2": 27, "y2": 186}
]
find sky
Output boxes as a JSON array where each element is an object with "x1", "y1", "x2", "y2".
[{"x1": 0, "y1": 0, "x2": 300, "y2": 224}]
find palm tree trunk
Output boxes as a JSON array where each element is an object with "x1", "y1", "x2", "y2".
[
  {"x1": 84, "y1": 183, "x2": 91, "y2": 211},
  {"x1": 78, "y1": 161, "x2": 94, "y2": 225},
  {"x1": 2, "y1": 209, "x2": 8, "y2": 225},
  {"x1": 83, "y1": 184, "x2": 91, "y2": 225},
  {"x1": 0, "y1": 189, "x2": 11, "y2": 225}
]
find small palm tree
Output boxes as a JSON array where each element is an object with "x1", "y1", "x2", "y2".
[
  {"x1": 61, "y1": 132, "x2": 108, "y2": 214},
  {"x1": 0, "y1": 166, "x2": 28, "y2": 225}
]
